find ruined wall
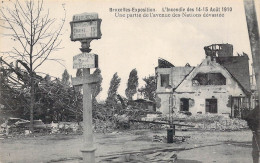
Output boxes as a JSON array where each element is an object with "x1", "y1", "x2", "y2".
[
  {"x1": 156, "y1": 66, "x2": 194, "y2": 114},
  {"x1": 156, "y1": 68, "x2": 172, "y2": 114},
  {"x1": 156, "y1": 57, "x2": 246, "y2": 115},
  {"x1": 204, "y1": 44, "x2": 233, "y2": 57},
  {"x1": 174, "y1": 57, "x2": 245, "y2": 115},
  {"x1": 156, "y1": 67, "x2": 194, "y2": 92},
  {"x1": 156, "y1": 68, "x2": 172, "y2": 92},
  {"x1": 173, "y1": 88, "x2": 241, "y2": 115},
  {"x1": 156, "y1": 93, "x2": 170, "y2": 114}
]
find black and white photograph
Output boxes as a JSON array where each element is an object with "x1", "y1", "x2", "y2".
[{"x1": 0, "y1": 0, "x2": 260, "y2": 162}]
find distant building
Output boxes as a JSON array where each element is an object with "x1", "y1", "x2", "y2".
[
  {"x1": 128, "y1": 99, "x2": 156, "y2": 112},
  {"x1": 156, "y1": 44, "x2": 251, "y2": 117}
]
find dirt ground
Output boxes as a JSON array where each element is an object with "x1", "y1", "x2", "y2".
[{"x1": 0, "y1": 129, "x2": 253, "y2": 163}]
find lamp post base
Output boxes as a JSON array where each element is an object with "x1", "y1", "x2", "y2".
[{"x1": 81, "y1": 147, "x2": 96, "y2": 163}]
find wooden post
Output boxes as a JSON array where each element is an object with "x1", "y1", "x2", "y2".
[
  {"x1": 167, "y1": 128, "x2": 174, "y2": 143},
  {"x1": 81, "y1": 68, "x2": 96, "y2": 163},
  {"x1": 71, "y1": 42, "x2": 100, "y2": 163},
  {"x1": 70, "y1": 12, "x2": 102, "y2": 163}
]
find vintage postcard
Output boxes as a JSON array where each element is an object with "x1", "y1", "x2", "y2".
[{"x1": 0, "y1": 0, "x2": 260, "y2": 162}]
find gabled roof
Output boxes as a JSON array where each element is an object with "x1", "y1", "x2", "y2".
[
  {"x1": 158, "y1": 58, "x2": 174, "y2": 68},
  {"x1": 174, "y1": 57, "x2": 251, "y2": 95},
  {"x1": 216, "y1": 55, "x2": 251, "y2": 93}
]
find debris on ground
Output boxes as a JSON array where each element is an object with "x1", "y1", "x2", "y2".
[
  {"x1": 175, "y1": 114, "x2": 249, "y2": 131},
  {"x1": 0, "y1": 118, "x2": 83, "y2": 137},
  {"x1": 152, "y1": 135, "x2": 189, "y2": 143},
  {"x1": 0, "y1": 112, "x2": 249, "y2": 138},
  {"x1": 153, "y1": 135, "x2": 167, "y2": 143},
  {"x1": 94, "y1": 119, "x2": 114, "y2": 133},
  {"x1": 102, "y1": 151, "x2": 177, "y2": 163},
  {"x1": 0, "y1": 118, "x2": 48, "y2": 136},
  {"x1": 141, "y1": 113, "x2": 249, "y2": 131},
  {"x1": 141, "y1": 113, "x2": 160, "y2": 121},
  {"x1": 100, "y1": 150, "x2": 177, "y2": 163},
  {"x1": 56, "y1": 122, "x2": 81, "y2": 134}
]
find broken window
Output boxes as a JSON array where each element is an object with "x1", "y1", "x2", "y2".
[
  {"x1": 180, "y1": 98, "x2": 189, "y2": 111},
  {"x1": 192, "y1": 73, "x2": 226, "y2": 86},
  {"x1": 206, "y1": 99, "x2": 218, "y2": 113},
  {"x1": 160, "y1": 74, "x2": 169, "y2": 87}
]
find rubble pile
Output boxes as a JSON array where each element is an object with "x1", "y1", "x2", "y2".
[
  {"x1": 130, "y1": 122, "x2": 163, "y2": 130},
  {"x1": 0, "y1": 112, "x2": 249, "y2": 138},
  {"x1": 153, "y1": 135, "x2": 166, "y2": 143},
  {"x1": 0, "y1": 117, "x2": 122, "y2": 137},
  {"x1": 94, "y1": 119, "x2": 114, "y2": 133},
  {"x1": 136, "y1": 113, "x2": 248, "y2": 131},
  {"x1": 0, "y1": 118, "x2": 50, "y2": 136},
  {"x1": 141, "y1": 114, "x2": 161, "y2": 121},
  {"x1": 50, "y1": 122, "x2": 81, "y2": 134},
  {"x1": 152, "y1": 135, "x2": 188, "y2": 143},
  {"x1": 171, "y1": 113, "x2": 249, "y2": 131},
  {"x1": 101, "y1": 150, "x2": 177, "y2": 163},
  {"x1": 0, "y1": 118, "x2": 85, "y2": 137},
  {"x1": 192, "y1": 118, "x2": 248, "y2": 131}
]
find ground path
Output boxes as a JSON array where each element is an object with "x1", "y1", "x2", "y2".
[{"x1": 0, "y1": 129, "x2": 253, "y2": 162}]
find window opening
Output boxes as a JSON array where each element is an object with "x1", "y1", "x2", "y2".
[
  {"x1": 192, "y1": 73, "x2": 226, "y2": 86},
  {"x1": 161, "y1": 74, "x2": 169, "y2": 87}
]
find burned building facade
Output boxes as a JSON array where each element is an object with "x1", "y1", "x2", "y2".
[{"x1": 156, "y1": 44, "x2": 251, "y2": 117}]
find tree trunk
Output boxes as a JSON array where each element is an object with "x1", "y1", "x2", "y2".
[{"x1": 29, "y1": 75, "x2": 34, "y2": 134}]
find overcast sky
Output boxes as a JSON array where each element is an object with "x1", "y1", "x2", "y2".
[{"x1": 1, "y1": 0, "x2": 258, "y2": 100}]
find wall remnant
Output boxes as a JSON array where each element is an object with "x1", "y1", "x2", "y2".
[{"x1": 204, "y1": 44, "x2": 233, "y2": 58}]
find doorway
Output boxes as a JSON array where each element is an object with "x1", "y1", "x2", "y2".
[{"x1": 205, "y1": 99, "x2": 218, "y2": 113}]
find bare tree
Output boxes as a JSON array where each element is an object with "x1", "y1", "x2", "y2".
[{"x1": 0, "y1": 0, "x2": 66, "y2": 133}]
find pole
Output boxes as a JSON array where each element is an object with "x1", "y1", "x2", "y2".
[
  {"x1": 70, "y1": 13, "x2": 101, "y2": 163},
  {"x1": 167, "y1": 128, "x2": 174, "y2": 143},
  {"x1": 244, "y1": 0, "x2": 260, "y2": 125},
  {"x1": 80, "y1": 40, "x2": 96, "y2": 162},
  {"x1": 0, "y1": 57, "x2": 2, "y2": 103},
  {"x1": 244, "y1": 0, "x2": 260, "y2": 162},
  {"x1": 81, "y1": 68, "x2": 96, "y2": 163}
]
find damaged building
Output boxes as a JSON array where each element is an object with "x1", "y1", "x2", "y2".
[{"x1": 156, "y1": 44, "x2": 251, "y2": 118}]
